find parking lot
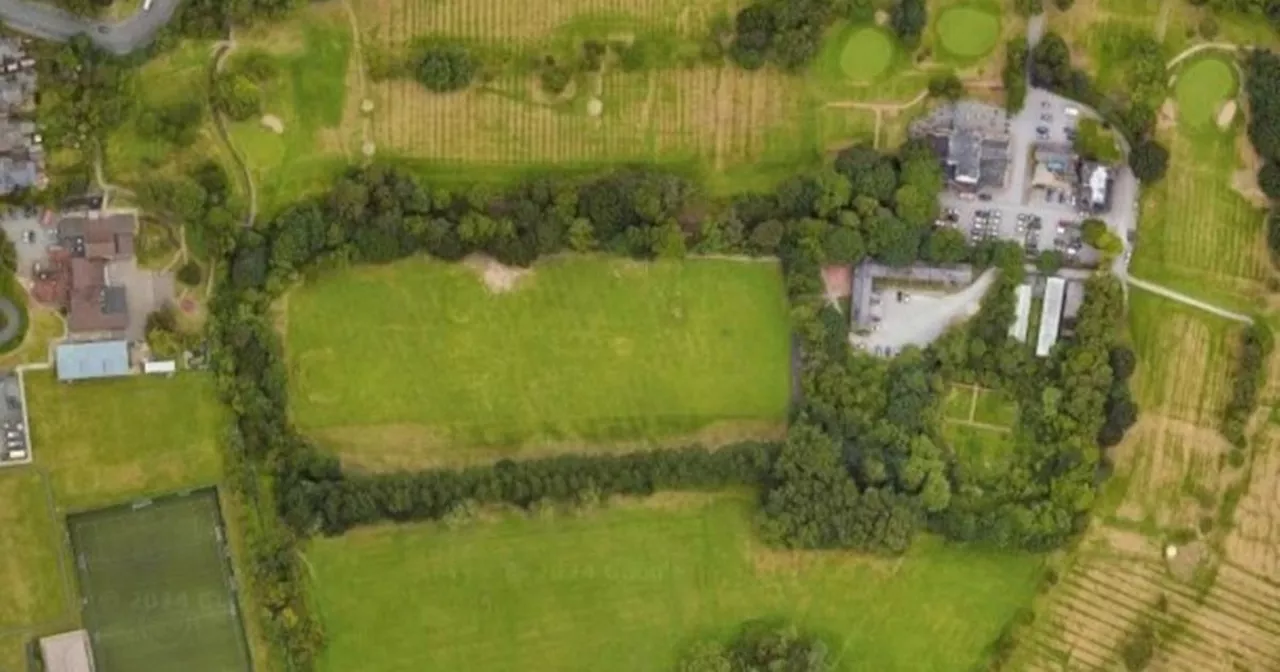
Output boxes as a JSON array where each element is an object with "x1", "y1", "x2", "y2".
[
  {"x1": 851, "y1": 269, "x2": 997, "y2": 355},
  {"x1": 937, "y1": 88, "x2": 1138, "y2": 270},
  {"x1": 0, "y1": 374, "x2": 29, "y2": 464}
]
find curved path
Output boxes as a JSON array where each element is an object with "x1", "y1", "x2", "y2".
[
  {"x1": 0, "y1": 296, "x2": 22, "y2": 348},
  {"x1": 210, "y1": 39, "x2": 257, "y2": 228},
  {"x1": 0, "y1": 0, "x2": 181, "y2": 55},
  {"x1": 1166, "y1": 42, "x2": 1241, "y2": 70}
]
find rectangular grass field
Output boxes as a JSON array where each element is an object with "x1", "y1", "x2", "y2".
[
  {"x1": 25, "y1": 371, "x2": 225, "y2": 510},
  {"x1": 69, "y1": 490, "x2": 250, "y2": 672},
  {"x1": 310, "y1": 494, "x2": 1044, "y2": 672},
  {"x1": 285, "y1": 256, "x2": 792, "y2": 463}
]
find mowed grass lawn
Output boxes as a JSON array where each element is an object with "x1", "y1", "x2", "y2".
[
  {"x1": 0, "y1": 469, "x2": 68, "y2": 630},
  {"x1": 286, "y1": 256, "x2": 792, "y2": 460},
  {"x1": 25, "y1": 372, "x2": 226, "y2": 511},
  {"x1": 310, "y1": 494, "x2": 1044, "y2": 672}
]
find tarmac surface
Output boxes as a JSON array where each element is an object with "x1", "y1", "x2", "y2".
[{"x1": 0, "y1": 0, "x2": 179, "y2": 54}]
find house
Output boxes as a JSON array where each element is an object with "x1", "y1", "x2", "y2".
[
  {"x1": 58, "y1": 214, "x2": 137, "y2": 260},
  {"x1": 67, "y1": 257, "x2": 128, "y2": 334},
  {"x1": 909, "y1": 101, "x2": 1012, "y2": 191},
  {"x1": 39, "y1": 630, "x2": 95, "y2": 672},
  {"x1": 55, "y1": 340, "x2": 130, "y2": 382}
]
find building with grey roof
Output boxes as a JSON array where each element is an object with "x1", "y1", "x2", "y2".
[
  {"x1": 1010, "y1": 283, "x2": 1032, "y2": 343},
  {"x1": 55, "y1": 340, "x2": 130, "y2": 382},
  {"x1": 1036, "y1": 277, "x2": 1066, "y2": 357},
  {"x1": 909, "y1": 101, "x2": 1011, "y2": 192}
]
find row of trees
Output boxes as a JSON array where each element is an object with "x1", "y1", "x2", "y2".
[
  {"x1": 1222, "y1": 323, "x2": 1275, "y2": 446},
  {"x1": 1246, "y1": 50, "x2": 1280, "y2": 210},
  {"x1": 1003, "y1": 36, "x2": 1029, "y2": 113},
  {"x1": 1029, "y1": 32, "x2": 1170, "y2": 182}
]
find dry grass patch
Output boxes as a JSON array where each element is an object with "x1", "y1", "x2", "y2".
[
  {"x1": 1109, "y1": 415, "x2": 1234, "y2": 530},
  {"x1": 1131, "y1": 309, "x2": 1238, "y2": 426}
]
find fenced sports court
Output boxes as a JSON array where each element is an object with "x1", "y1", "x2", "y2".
[{"x1": 67, "y1": 488, "x2": 251, "y2": 672}]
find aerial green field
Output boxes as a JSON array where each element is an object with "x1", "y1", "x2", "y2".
[
  {"x1": 68, "y1": 491, "x2": 250, "y2": 672},
  {"x1": 0, "y1": 470, "x2": 69, "y2": 631},
  {"x1": 839, "y1": 26, "x2": 898, "y2": 82},
  {"x1": 1175, "y1": 56, "x2": 1239, "y2": 130},
  {"x1": 973, "y1": 387, "x2": 1018, "y2": 426},
  {"x1": 935, "y1": 5, "x2": 1000, "y2": 60},
  {"x1": 25, "y1": 372, "x2": 226, "y2": 511},
  {"x1": 286, "y1": 256, "x2": 791, "y2": 466},
  {"x1": 310, "y1": 494, "x2": 1044, "y2": 672},
  {"x1": 1128, "y1": 292, "x2": 1241, "y2": 425},
  {"x1": 1130, "y1": 107, "x2": 1269, "y2": 308}
]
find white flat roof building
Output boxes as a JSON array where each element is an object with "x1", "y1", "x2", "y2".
[
  {"x1": 1010, "y1": 284, "x2": 1032, "y2": 343},
  {"x1": 1036, "y1": 277, "x2": 1066, "y2": 357},
  {"x1": 40, "y1": 630, "x2": 94, "y2": 672}
]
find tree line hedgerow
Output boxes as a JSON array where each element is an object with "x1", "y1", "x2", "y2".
[{"x1": 206, "y1": 134, "x2": 1133, "y2": 665}]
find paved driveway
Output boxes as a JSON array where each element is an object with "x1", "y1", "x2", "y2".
[{"x1": 0, "y1": 0, "x2": 181, "y2": 54}]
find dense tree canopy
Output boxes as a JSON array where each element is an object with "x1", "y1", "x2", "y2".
[
  {"x1": 676, "y1": 621, "x2": 833, "y2": 672},
  {"x1": 414, "y1": 45, "x2": 479, "y2": 93}
]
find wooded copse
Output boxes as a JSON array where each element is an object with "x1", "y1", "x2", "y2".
[{"x1": 1222, "y1": 322, "x2": 1275, "y2": 447}]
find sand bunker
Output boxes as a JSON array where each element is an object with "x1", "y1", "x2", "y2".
[
  {"x1": 464, "y1": 254, "x2": 532, "y2": 293},
  {"x1": 261, "y1": 114, "x2": 285, "y2": 134},
  {"x1": 1216, "y1": 100, "x2": 1238, "y2": 129},
  {"x1": 1158, "y1": 98, "x2": 1178, "y2": 131}
]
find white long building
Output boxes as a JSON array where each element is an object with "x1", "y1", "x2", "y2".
[
  {"x1": 1036, "y1": 277, "x2": 1067, "y2": 357},
  {"x1": 1010, "y1": 283, "x2": 1032, "y2": 343}
]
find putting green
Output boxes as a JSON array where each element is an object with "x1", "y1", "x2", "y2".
[
  {"x1": 840, "y1": 27, "x2": 896, "y2": 82},
  {"x1": 937, "y1": 6, "x2": 1000, "y2": 59},
  {"x1": 1175, "y1": 56, "x2": 1238, "y2": 130}
]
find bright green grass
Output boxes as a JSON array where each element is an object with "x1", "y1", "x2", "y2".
[
  {"x1": 935, "y1": 6, "x2": 1000, "y2": 60},
  {"x1": 943, "y1": 423, "x2": 1016, "y2": 478},
  {"x1": 1130, "y1": 121, "x2": 1268, "y2": 309},
  {"x1": 1175, "y1": 56, "x2": 1239, "y2": 130},
  {"x1": 839, "y1": 26, "x2": 897, "y2": 82},
  {"x1": 25, "y1": 372, "x2": 225, "y2": 511},
  {"x1": 310, "y1": 494, "x2": 1044, "y2": 672},
  {"x1": 944, "y1": 384, "x2": 975, "y2": 421},
  {"x1": 973, "y1": 388, "x2": 1017, "y2": 427},
  {"x1": 230, "y1": 10, "x2": 354, "y2": 219},
  {"x1": 68, "y1": 491, "x2": 250, "y2": 672},
  {"x1": 286, "y1": 256, "x2": 791, "y2": 454},
  {"x1": 0, "y1": 470, "x2": 68, "y2": 630}
]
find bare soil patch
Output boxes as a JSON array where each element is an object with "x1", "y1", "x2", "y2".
[
  {"x1": 1166, "y1": 539, "x2": 1209, "y2": 582},
  {"x1": 1158, "y1": 98, "x2": 1178, "y2": 131},
  {"x1": 462, "y1": 254, "x2": 532, "y2": 293},
  {"x1": 1233, "y1": 132, "x2": 1270, "y2": 207}
]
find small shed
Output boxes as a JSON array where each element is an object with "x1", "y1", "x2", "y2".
[
  {"x1": 143, "y1": 360, "x2": 176, "y2": 376},
  {"x1": 55, "y1": 341, "x2": 129, "y2": 382},
  {"x1": 39, "y1": 630, "x2": 95, "y2": 672}
]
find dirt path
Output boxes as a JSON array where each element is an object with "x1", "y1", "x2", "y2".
[
  {"x1": 825, "y1": 90, "x2": 928, "y2": 149},
  {"x1": 1166, "y1": 42, "x2": 1241, "y2": 69},
  {"x1": 339, "y1": 0, "x2": 372, "y2": 149},
  {"x1": 211, "y1": 38, "x2": 258, "y2": 228},
  {"x1": 1125, "y1": 274, "x2": 1254, "y2": 323}
]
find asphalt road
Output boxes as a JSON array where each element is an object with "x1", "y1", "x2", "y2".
[{"x1": 0, "y1": 0, "x2": 180, "y2": 55}]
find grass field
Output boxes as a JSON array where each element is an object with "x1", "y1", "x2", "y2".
[
  {"x1": 1129, "y1": 113, "x2": 1269, "y2": 308},
  {"x1": 0, "y1": 470, "x2": 69, "y2": 631},
  {"x1": 68, "y1": 491, "x2": 250, "y2": 672},
  {"x1": 1175, "y1": 56, "x2": 1238, "y2": 130},
  {"x1": 285, "y1": 256, "x2": 791, "y2": 466},
  {"x1": 230, "y1": 5, "x2": 357, "y2": 216},
  {"x1": 935, "y1": 5, "x2": 1000, "y2": 61},
  {"x1": 25, "y1": 372, "x2": 226, "y2": 511},
  {"x1": 1128, "y1": 293, "x2": 1241, "y2": 427},
  {"x1": 839, "y1": 26, "x2": 897, "y2": 82},
  {"x1": 310, "y1": 494, "x2": 1044, "y2": 672}
]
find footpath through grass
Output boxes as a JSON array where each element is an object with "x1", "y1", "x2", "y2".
[
  {"x1": 310, "y1": 494, "x2": 1044, "y2": 672},
  {"x1": 286, "y1": 256, "x2": 792, "y2": 461}
]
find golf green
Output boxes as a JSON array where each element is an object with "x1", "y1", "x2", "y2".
[
  {"x1": 1175, "y1": 56, "x2": 1238, "y2": 129},
  {"x1": 937, "y1": 6, "x2": 1000, "y2": 59},
  {"x1": 840, "y1": 27, "x2": 896, "y2": 82}
]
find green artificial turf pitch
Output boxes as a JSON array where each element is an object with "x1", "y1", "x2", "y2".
[
  {"x1": 68, "y1": 490, "x2": 250, "y2": 672},
  {"x1": 311, "y1": 494, "x2": 1044, "y2": 672},
  {"x1": 936, "y1": 6, "x2": 1001, "y2": 60},
  {"x1": 839, "y1": 26, "x2": 897, "y2": 82},
  {"x1": 285, "y1": 256, "x2": 792, "y2": 451}
]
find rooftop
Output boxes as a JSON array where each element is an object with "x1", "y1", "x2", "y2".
[
  {"x1": 56, "y1": 340, "x2": 130, "y2": 382},
  {"x1": 39, "y1": 630, "x2": 95, "y2": 672}
]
